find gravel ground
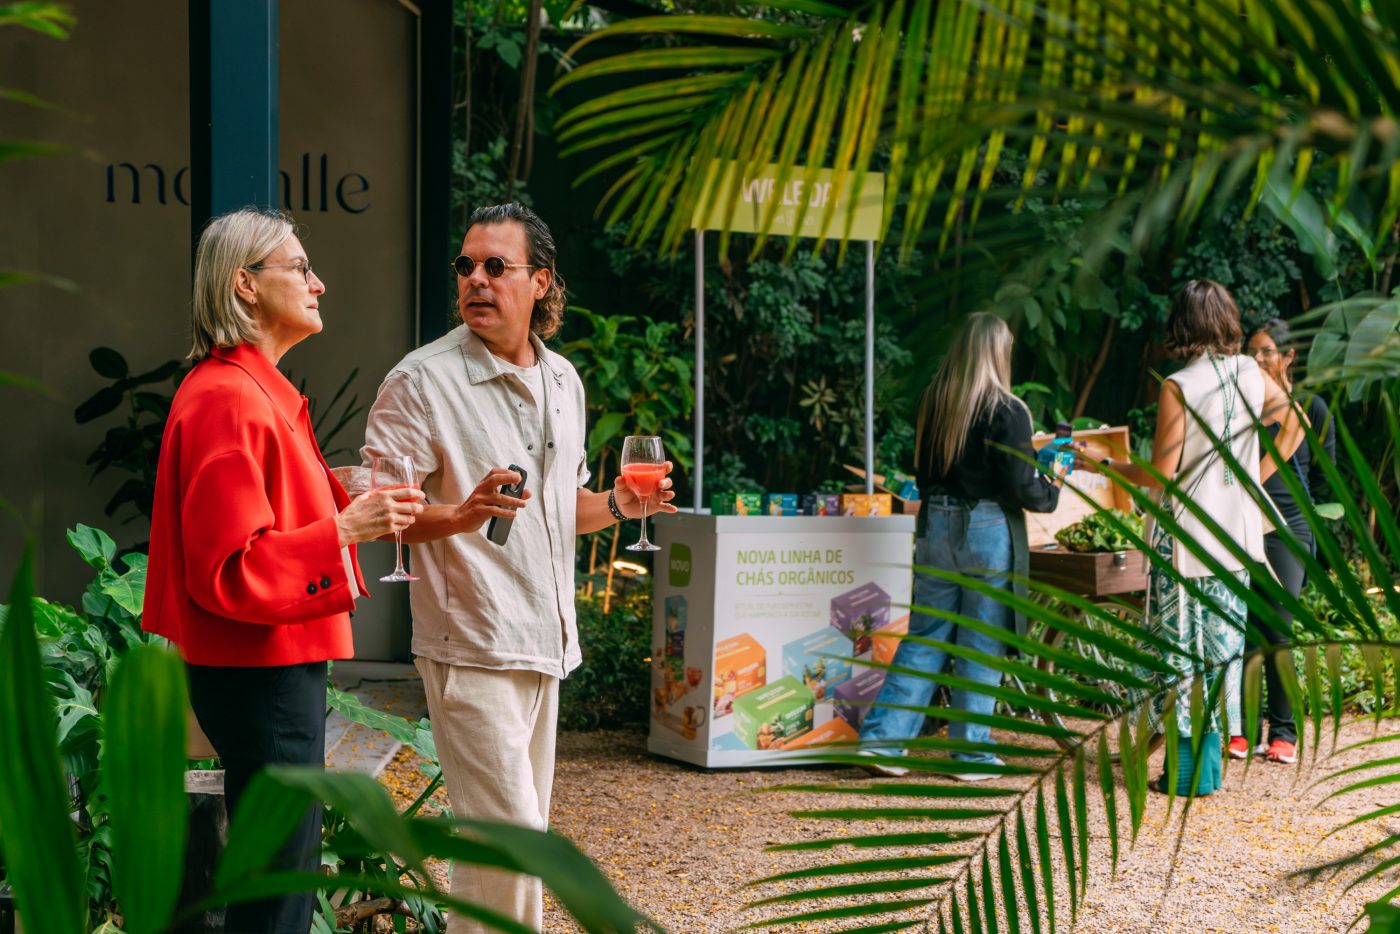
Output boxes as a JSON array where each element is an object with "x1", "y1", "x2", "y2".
[{"x1": 379, "y1": 719, "x2": 1400, "y2": 933}]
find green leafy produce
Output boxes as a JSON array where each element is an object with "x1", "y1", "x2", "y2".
[{"x1": 1054, "y1": 510, "x2": 1144, "y2": 553}]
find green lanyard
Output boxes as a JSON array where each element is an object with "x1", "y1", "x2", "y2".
[{"x1": 1206, "y1": 353, "x2": 1237, "y2": 486}]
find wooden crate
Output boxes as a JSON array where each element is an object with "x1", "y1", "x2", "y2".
[
  {"x1": 1026, "y1": 425, "x2": 1147, "y2": 597},
  {"x1": 1025, "y1": 425, "x2": 1134, "y2": 548},
  {"x1": 1028, "y1": 546, "x2": 1148, "y2": 596}
]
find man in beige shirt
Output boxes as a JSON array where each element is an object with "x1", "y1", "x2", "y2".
[{"x1": 361, "y1": 203, "x2": 675, "y2": 932}]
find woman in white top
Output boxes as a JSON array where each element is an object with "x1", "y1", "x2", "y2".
[{"x1": 1095, "y1": 280, "x2": 1301, "y2": 796}]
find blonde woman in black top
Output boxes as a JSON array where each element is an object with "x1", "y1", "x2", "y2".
[{"x1": 858, "y1": 312, "x2": 1065, "y2": 779}]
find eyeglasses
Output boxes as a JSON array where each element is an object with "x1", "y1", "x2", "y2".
[
  {"x1": 246, "y1": 261, "x2": 314, "y2": 284},
  {"x1": 451, "y1": 255, "x2": 535, "y2": 278}
]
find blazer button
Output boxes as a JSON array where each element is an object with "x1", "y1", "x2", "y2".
[
  {"x1": 306, "y1": 582, "x2": 318, "y2": 595},
  {"x1": 547, "y1": 441, "x2": 554, "y2": 449},
  {"x1": 320, "y1": 576, "x2": 333, "y2": 589},
  {"x1": 527, "y1": 444, "x2": 534, "y2": 451}
]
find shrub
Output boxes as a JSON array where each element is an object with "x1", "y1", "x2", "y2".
[{"x1": 560, "y1": 586, "x2": 652, "y2": 731}]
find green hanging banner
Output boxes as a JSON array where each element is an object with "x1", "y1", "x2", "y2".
[{"x1": 692, "y1": 160, "x2": 885, "y2": 242}]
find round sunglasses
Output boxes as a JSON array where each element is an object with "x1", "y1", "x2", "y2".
[{"x1": 451, "y1": 255, "x2": 536, "y2": 278}]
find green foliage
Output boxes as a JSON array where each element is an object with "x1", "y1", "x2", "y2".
[
  {"x1": 74, "y1": 348, "x2": 185, "y2": 526},
  {"x1": 1053, "y1": 510, "x2": 1144, "y2": 554},
  {"x1": 1299, "y1": 560, "x2": 1400, "y2": 714},
  {"x1": 559, "y1": 307, "x2": 694, "y2": 471},
  {"x1": 0, "y1": 532, "x2": 655, "y2": 933},
  {"x1": 560, "y1": 587, "x2": 652, "y2": 731},
  {"x1": 598, "y1": 224, "x2": 919, "y2": 492}
]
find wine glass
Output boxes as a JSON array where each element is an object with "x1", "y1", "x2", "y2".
[
  {"x1": 372, "y1": 455, "x2": 419, "y2": 582},
  {"x1": 620, "y1": 435, "x2": 665, "y2": 552}
]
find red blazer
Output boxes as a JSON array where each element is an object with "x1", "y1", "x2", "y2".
[{"x1": 142, "y1": 342, "x2": 368, "y2": 666}]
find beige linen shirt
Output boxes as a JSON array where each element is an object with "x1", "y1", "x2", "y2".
[{"x1": 361, "y1": 325, "x2": 589, "y2": 677}]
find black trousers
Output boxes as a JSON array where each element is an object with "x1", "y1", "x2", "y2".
[
  {"x1": 1240, "y1": 531, "x2": 1309, "y2": 745},
  {"x1": 187, "y1": 661, "x2": 328, "y2": 934}
]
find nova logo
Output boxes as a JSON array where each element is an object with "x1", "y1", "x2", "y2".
[{"x1": 668, "y1": 543, "x2": 692, "y2": 588}]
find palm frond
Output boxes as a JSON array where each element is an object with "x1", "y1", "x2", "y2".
[{"x1": 554, "y1": 0, "x2": 1400, "y2": 267}]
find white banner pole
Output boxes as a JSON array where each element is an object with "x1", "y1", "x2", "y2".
[
  {"x1": 694, "y1": 228, "x2": 705, "y2": 511},
  {"x1": 864, "y1": 240, "x2": 875, "y2": 495}
]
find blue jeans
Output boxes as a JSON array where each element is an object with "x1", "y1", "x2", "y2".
[{"x1": 860, "y1": 499, "x2": 1013, "y2": 764}]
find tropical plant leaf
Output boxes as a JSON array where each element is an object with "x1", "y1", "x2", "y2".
[
  {"x1": 0, "y1": 549, "x2": 87, "y2": 934},
  {"x1": 104, "y1": 644, "x2": 189, "y2": 934}
]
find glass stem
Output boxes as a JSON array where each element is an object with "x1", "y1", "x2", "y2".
[
  {"x1": 638, "y1": 499, "x2": 650, "y2": 546},
  {"x1": 394, "y1": 530, "x2": 406, "y2": 575}
]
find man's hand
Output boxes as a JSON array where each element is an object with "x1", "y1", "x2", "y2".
[
  {"x1": 454, "y1": 467, "x2": 532, "y2": 534},
  {"x1": 613, "y1": 460, "x2": 679, "y2": 519}
]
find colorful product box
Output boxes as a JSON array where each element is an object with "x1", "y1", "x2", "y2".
[
  {"x1": 711, "y1": 493, "x2": 763, "y2": 516},
  {"x1": 871, "y1": 614, "x2": 910, "y2": 668},
  {"x1": 801, "y1": 493, "x2": 842, "y2": 516},
  {"x1": 781, "y1": 627, "x2": 854, "y2": 702},
  {"x1": 713, "y1": 633, "x2": 767, "y2": 717},
  {"x1": 732, "y1": 675, "x2": 815, "y2": 750},
  {"x1": 840, "y1": 493, "x2": 894, "y2": 516},
  {"x1": 764, "y1": 493, "x2": 799, "y2": 516},
  {"x1": 834, "y1": 667, "x2": 887, "y2": 730},
  {"x1": 664, "y1": 595, "x2": 687, "y2": 659},
  {"x1": 782, "y1": 716, "x2": 859, "y2": 750},
  {"x1": 830, "y1": 582, "x2": 892, "y2": 656}
]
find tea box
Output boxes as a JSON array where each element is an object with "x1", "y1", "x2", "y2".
[
  {"x1": 781, "y1": 627, "x2": 854, "y2": 701},
  {"x1": 782, "y1": 717, "x2": 858, "y2": 749},
  {"x1": 871, "y1": 613, "x2": 910, "y2": 667},
  {"x1": 830, "y1": 582, "x2": 891, "y2": 656},
  {"x1": 711, "y1": 493, "x2": 763, "y2": 516},
  {"x1": 732, "y1": 675, "x2": 815, "y2": 750},
  {"x1": 840, "y1": 493, "x2": 894, "y2": 516},
  {"x1": 801, "y1": 493, "x2": 842, "y2": 516},
  {"x1": 833, "y1": 667, "x2": 887, "y2": 730},
  {"x1": 764, "y1": 493, "x2": 799, "y2": 516},
  {"x1": 712, "y1": 633, "x2": 766, "y2": 717}
]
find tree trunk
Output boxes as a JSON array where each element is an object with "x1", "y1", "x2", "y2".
[
  {"x1": 507, "y1": 0, "x2": 543, "y2": 197},
  {"x1": 585, "y1": 450, "x2": 610, "y2": 596},
  {"x1": 1073, "y1": 317, "x2": 1117, "y2": 419},
  {"x1": 603, "y1": 518, "x2": 621, "y2": 614},
  {"x1": 459, "y1": 0, "x2": 473, "y2": 231}
]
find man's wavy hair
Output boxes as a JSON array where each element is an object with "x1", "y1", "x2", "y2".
[
  {"x1": 465, "y1": 202, "x2": 567, "y2": 340},
  {"x1": 1165, "y1": 278, "x2": 1243, "y2": 360}
]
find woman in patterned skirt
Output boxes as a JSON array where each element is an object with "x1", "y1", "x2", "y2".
[{"x1": 1092, "y1": 281, "x2": 1301, "y2": 796}]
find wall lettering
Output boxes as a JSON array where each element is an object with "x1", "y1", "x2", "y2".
[{"x1": 105, "y1": 152, "x2": 371, "y2": 213}]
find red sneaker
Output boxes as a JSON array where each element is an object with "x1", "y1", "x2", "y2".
[
  {"x1": 1228, "y1": 736, "x2": 1251, "y2": 759},
  {"x1": 1266, "y1": 739, "x2": 1297, "y2": 764}
]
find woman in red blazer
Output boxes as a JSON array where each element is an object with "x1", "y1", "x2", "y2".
[{"x1": 143, "y1": 208, "x2": 423, "y2": 934}]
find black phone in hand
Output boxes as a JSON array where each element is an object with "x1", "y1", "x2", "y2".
[{"x1": 486, "y1": 464, "x2": 528, "y2": 546}]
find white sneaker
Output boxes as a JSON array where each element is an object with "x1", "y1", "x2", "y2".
[
  {"x1": 855, "y1": 749, "x2": 910, "y2": 777},
  {"x1": 950, "y1": 757, "x2": 1004, "y2": 782}
]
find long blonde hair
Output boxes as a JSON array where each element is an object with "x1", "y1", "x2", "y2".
[{"x1": 916, "y1": 312, "x2": 1026, "y2": 476}]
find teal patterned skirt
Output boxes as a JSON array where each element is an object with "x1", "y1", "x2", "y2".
[{"x1": 1133, "y1": 522, "x2": 1249, "y2": 737}]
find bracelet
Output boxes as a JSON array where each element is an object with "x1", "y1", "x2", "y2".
[
  {"x1": 1100, "y1": 456, "x2": 1113, "y2": 468},
  {"x1": 607, "y1": 488, "x2": 627, "y2": 522}
]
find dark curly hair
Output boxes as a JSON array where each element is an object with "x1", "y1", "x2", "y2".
[
  {"x1": 1165, "y1": 279, "x2": 1243, "y2": 360},
  {"x1": 465, "y1": 202, "x2": 567, "y2": 340}
]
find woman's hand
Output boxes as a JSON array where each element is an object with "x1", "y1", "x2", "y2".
[
  {"x1": 335, "y1": 487, "x2": 426, "y2": 546},
  {"x1": 613, "y1": 460, "x2": 679, "y2": 519}
]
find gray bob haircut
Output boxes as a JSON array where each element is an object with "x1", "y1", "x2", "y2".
[{"x1": 189, "y1": 207, "x2": 295, "y2": 360}]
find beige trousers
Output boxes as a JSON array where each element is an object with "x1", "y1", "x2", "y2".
[{"x1": 416, "y1": 659, "x2": 559, "y2": 934}]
